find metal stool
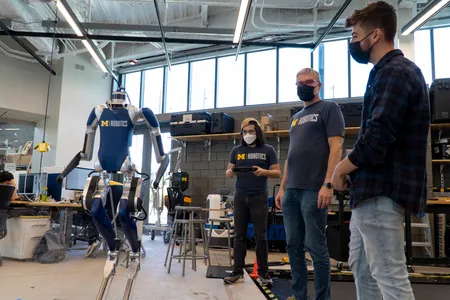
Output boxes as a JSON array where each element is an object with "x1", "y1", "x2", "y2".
[
  {"x1": 206, "y1": 218, "x2": 233, "y2": 278},
  {"x1": 164, "y1": 206, "x2": 209, "y2": 277}
]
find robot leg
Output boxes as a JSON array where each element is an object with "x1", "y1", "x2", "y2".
[
  {"x1": 83, "y1": 176, "x2": 119, "y2": 300},
  {"x1": 120, "y1": 177, "x2": 145, "y2": 300}
]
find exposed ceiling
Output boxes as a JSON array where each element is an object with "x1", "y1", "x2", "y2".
[{"x1": 0, "y1": 0, "x2": 449, "y2": 73}]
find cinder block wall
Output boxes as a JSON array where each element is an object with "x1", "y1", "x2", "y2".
[{"x1": 168, "y1": 106, "x2": 358, "y2": 207}]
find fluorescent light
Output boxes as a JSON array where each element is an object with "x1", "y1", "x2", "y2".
[
  {"x1": 82, "y1": 40, "x2": 108, "y2": 73},
  {"x1": 233, "y1": 0, "x2": 251, "y2": 44},
  {"x1": 5, "y1": 128, "x2": 20, "y2": 131},
  {"x1": 55, "y1": 0, "x2": 83, "y2": 37},
  {"x1": 401, "y1": 0, "x2": 450, "y2": 35}
]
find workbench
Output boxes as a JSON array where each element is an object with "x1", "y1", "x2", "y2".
[{"x1": 9, "y1": 200, "x2": 84, "y2": 249}]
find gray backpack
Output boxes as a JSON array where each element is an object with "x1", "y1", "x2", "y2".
[{"x1": 33, "y1": 230, "x2": 66, "y2": 264}]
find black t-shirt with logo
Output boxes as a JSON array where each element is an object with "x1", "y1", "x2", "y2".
[
  {"x1": 287, "y1": 100, "x2": 345, "y2": 191},
  {"x1": 229, "y1": 144, "x2": 278, "y2": 196}
]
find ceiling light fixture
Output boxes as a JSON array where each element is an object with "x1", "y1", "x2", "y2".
[
  {"x1": 233, "y1": 0, "x2": 252, "y2": 44},
  {"x1": 55, "y1": 0, "x2": 83, "y2": 37},
  {"x1": 401, "y1": 0, "x2": 450, "y2": 35},
  {"x1": 82, "y1": 40, "x2": 108, "y2": 73}
]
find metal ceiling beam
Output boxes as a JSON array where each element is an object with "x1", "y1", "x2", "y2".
[
  {"x1": 153, "y1": 0, "x2": 171, "y2": 68},
  {"x1": 58, "y1": 0, "x2": 119, "y2": 83},
  {"x1": 41, "y1": 20, "x2": 234, "y2": 35},
  {"x1": 0, "y1": 20, "x2": 56, "y2": 75},
  {"x1": 312, "y1": 0, "x2": 352, "y2": 51},
  {"x1": 0, "y1": 30, "x2": 315, "y2": 48}
]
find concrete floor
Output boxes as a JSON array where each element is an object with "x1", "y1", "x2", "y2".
[
  {"x1": 2, "y1": 234, "x2": 450, "y2": 300},
  {"x1": 0, "y1": 234, "x2": 264, "y2": 300}
]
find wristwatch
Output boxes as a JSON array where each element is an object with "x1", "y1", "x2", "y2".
[{"x1": 323, "y1": 182, "x2": 333, "y2": 189}]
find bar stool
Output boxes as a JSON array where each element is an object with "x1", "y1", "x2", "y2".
[
  {"x1": 164, "y1": 206, "x2": 209, "y2": 277},
  {"x1": 206, "y1": 217, "x2": 233, "y2": 276}
]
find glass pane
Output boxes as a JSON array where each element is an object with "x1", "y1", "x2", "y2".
[
  {"x1": 433, "y1": 27, "x2": 450, "y2": 80},
  {"x1": 190, "y1": 59, "x2": 216, "y2": 110},
  {"x1": 148, "y1": 132, "x2": 172, "y2": 225},
  {"x1": 323, "y1": 40, "x2": 349, "y2": 99},
  {"x1": 313, "y1": 47, "x2": 319, "y2": 71},
  {"x1": 279, "y1": 48, "x2": 312, "y2": 103},
  {"x1": 143, "y1": 68, "x2": 164, "y2": 114},
  {"x1": 125, "y1": 72, "x2": 141, "y2": 107},
  {"x1": 130, "y1": 134, "x2": 144, "y2": 173},
  {"x1": 246, "y1": 50, "x2": 277, "y2": 105},
  {"x1": 216, "y1": 55, "x2": 245, "y2": 108},
  {"x1": 350, "y1": 56, "x2": 373, "y2": 98},
  {"x1": 165, "y1": 64, "x2": 188, "y2": 113},
  {"x1": 414, "y1": 30, "x2": 433, "y2": 87}
]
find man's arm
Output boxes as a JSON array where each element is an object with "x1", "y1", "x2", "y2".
[
  {"x1": 324, "y1": 136, "x2": 343, "y2": 184},
  {"x1": 280, "y1": 159, "x2": 288, "y2": 191},
  {"x1": 347, "y1": 67, "x2": 411, "y2": 169}
]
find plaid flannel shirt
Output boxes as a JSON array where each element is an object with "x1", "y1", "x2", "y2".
[{"x1": 348, "y1": 49, "x2": 430, "y2": 218}]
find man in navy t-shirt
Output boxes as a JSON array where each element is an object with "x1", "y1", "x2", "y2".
[
  {"x1": 276, "y1": 67, "x2": 345, "y2": 300},
  {"x1": 223, "y1": 118, "x2": 280, "y2": 286}
]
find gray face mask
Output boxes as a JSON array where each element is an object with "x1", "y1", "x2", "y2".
[{"x1": 243, "y1": 134, "x2": 256, "y2": 145}]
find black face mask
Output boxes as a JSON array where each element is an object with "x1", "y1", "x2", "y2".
[
  {"x1": 297, "y1": 85, "x2": 315, "y2": 102},
  {"x1": 349, "y1": 31, "x2": 375, "y2": 64}
]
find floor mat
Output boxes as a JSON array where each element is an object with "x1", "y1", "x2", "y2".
[{"x1": 253, "y1": 274, "x2": 450, "y2": 300}]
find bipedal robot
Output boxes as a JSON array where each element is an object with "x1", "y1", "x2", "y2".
[{"x1": 57, "y1": 89, "x2": 170, "y2": 300}]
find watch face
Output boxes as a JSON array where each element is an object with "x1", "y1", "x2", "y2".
[{"x1": 326, "y1": 183, "x2": 332, "y2": 189}]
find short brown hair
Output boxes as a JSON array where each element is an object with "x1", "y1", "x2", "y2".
[{"x1": 345, "y1": 1, "x2": 397, "y2": 42}]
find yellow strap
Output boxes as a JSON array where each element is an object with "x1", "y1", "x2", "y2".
[{"x1": 110, "y1": 181, "x2": 123, "y2": 186}]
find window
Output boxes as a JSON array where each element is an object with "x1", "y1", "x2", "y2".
[
  {"x1": 142, "y1": 68, "x2": 164, "y2": 114},
  {"x1": 350, "y1": 56, "x2": 373, "y2": 97},
  {"x1": 216, "y1": 55, "x2": 245, "y2": 108},
  {"x1": 246, "y1": 50, "x2": 277, "y2": 105},
  {"x1": 278, "y1": 48, "x2": 312, "y2": 103},
  {"x1": 433, "y1": 27, "x2": 450, "y2": 80},
  {"x1": 125, "y1": 72, "x2": 141, "y2": 107},
  {"x1": 189, "y1": 59, "x2": 216, "y2": 110},
  {"x1": 414, "y1": 30, "x2": 433, "y2": 86},
  {"x1": 129, "y1": 134, "x2": 144, "y2": 173},
  {"x1": 323, "y1": 40, "x2": 349, "y2": 99},
  {"x1": 165, "y1": 63, "x2": 188, "y2": 113}
]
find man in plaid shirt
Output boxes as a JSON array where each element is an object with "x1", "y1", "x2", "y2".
[{"x1": 332, "y1": 2, "x2": 430, "y2": 300}]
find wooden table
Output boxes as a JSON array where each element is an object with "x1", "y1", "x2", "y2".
[{"x1": 10, "y1": 200, "x2": 83, "y2": 208}]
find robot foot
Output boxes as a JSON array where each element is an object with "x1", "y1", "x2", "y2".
[
  {"x1": 96, "y1": 251, "x2": 119, "y2": 300},
  {"x1": 123, "y1": 252, "x2": 141, "y2": 300}
]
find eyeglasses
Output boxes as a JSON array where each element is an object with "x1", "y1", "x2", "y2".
[{"x1": 296, "y1": 79, "x2": 319, "y2": 87}]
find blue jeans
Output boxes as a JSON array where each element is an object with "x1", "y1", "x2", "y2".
[
  {"x1": 282, "y1": 188, "x2": 331, "y2": 300},
  {"x1": 349, "y1": 196, "x2": 415, "y2": 300}
]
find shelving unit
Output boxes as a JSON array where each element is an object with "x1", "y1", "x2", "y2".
[
  {"x1": 169, "y1": 126, "x2": 361, "y2": 142},
  {"x1": 432, "y1": 160, "x2": 450, "y2": 164}
]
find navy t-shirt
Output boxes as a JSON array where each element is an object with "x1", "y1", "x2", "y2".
[
  {"x1": 287, "y1": 100, "x2": 345, "y2": 191},
  {"x1": 229, "y1": 144, "x2": 278, "y2": 197}
]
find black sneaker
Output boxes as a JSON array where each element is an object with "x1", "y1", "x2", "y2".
[
  {"x1": 257, "y1": 275, "x2": 273, "y2": 287},
  {"x1": 223, "y1": 272, "x2": 244, "y2": 284}
]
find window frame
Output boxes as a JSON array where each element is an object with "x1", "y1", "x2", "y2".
[{"x1": 122, "y1": 26, "x2": 448, "y2": 111}]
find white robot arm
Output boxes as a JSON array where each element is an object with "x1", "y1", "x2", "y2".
[{"x1": 136, "y1": 107, "x2": 169, "y2": 189}]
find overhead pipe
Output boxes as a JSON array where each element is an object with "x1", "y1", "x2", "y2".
[
  {"x1": 53, "y1": 41, "x2": 110, "y2": 59},
  {"x1": 0, "y1": 20, "x2": 56, "y2": 75},
  {"x1": 0, "y1": 43, "x2": 38, "y2": 63},
  {"x1": 0, "y1": 41, "x2": 33, "y2": 58},
  {"x1": 258, "y1": 0, "x2": 321, "y2": 28}
]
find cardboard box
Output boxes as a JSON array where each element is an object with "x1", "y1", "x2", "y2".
[
  {"x1": 261, "y1": 114, "x2": 273, "y2": 126},
  {"x1": 18, "y1": 155, "x2": 32, "y2": 166},
  {"x1": 6, "y1": 154, "x2": 20, "y2": 164}
]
